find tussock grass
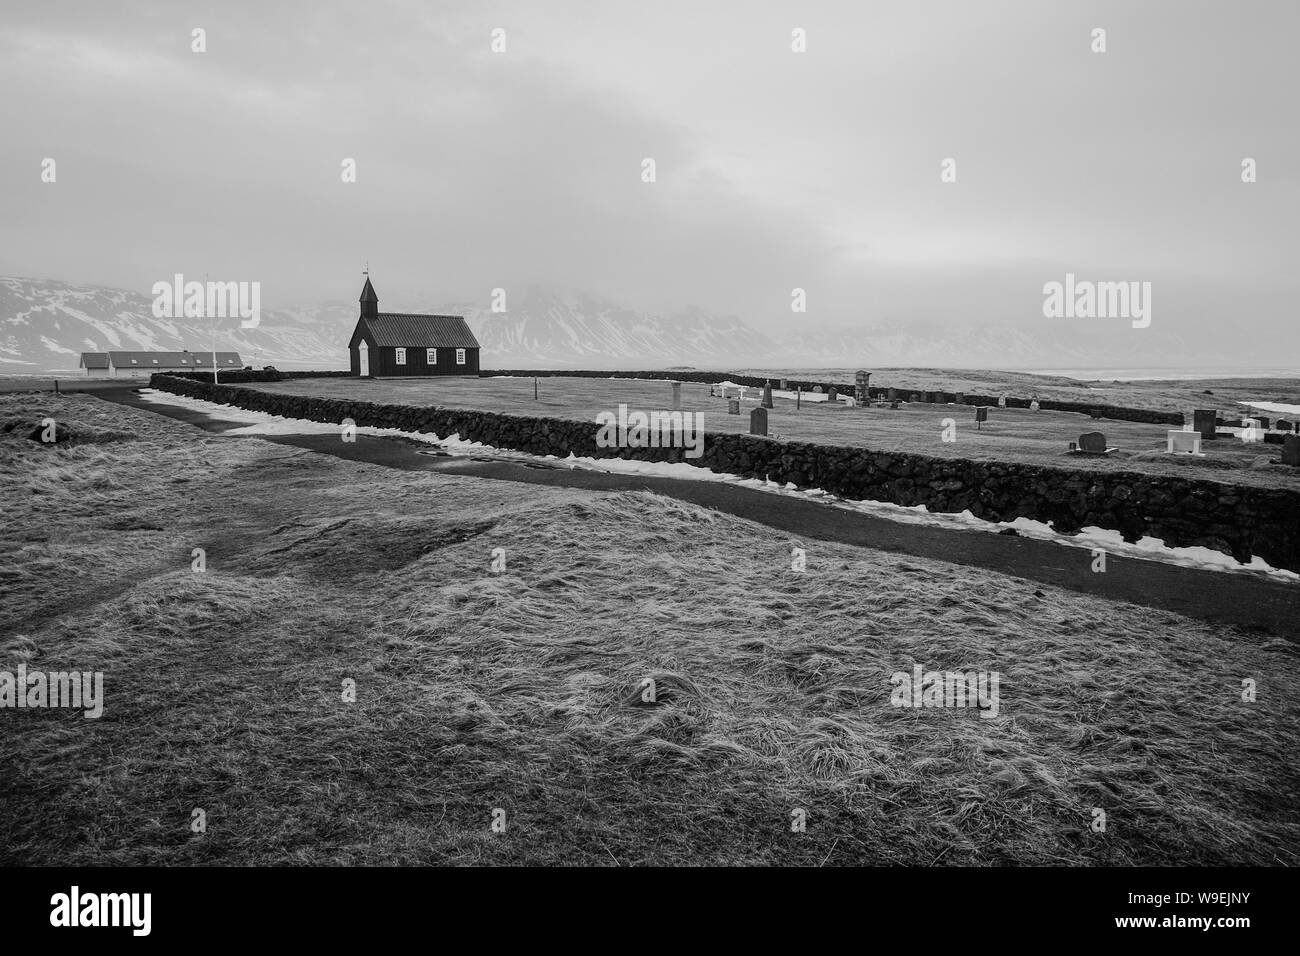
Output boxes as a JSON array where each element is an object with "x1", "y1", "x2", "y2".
[{"x1": 1, "y1": 393, "x2": 1297, "y2": 865}]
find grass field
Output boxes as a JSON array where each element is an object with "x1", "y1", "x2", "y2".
[
  {"x1": 2, "y1": 392, "x2": 1298, "y2": 865},
  {"x1": 241, "y1": 376, "x2": 1300, "y2": 491}
]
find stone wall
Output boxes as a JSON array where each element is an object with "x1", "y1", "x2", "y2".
[
  {"x1": 150, "y1": 373, "x2": 1300, "y2": 571},
  {"x1": 166, "y1": 370, "x2": 353, "y2": 384}
]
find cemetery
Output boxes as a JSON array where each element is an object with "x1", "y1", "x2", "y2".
[
  {"x1": 150, "y1": 372, "x2": 1300, "y2": 571},
  {"x1": 204, "y1": 372, "x2": 1300, "y2": 492}
]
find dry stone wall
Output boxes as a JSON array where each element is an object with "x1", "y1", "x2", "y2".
[{"x1": 150, "y1": 373, "x2": 1300, "y2": 571}]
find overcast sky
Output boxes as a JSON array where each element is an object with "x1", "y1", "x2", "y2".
[{"x1": 2, "y1": 0, "x2": 1296, "y2": 345}]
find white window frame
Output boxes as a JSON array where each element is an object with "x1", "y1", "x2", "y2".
[
  {"x1": 395, "y1": 347, "x2": 407, "y2": 366},
  {"x1": 426, "y1": 348, "x2": 437, "y2": 365},
  {"x1": 456, "y1": 348, "x2": 466, "y2": 365}
]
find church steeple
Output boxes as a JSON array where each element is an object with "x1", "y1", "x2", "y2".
[{"x1": 360, "y1": 274, "x2": 378, "y2": 319}]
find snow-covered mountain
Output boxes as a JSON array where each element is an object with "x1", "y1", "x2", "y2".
[
  {"x1": 2, "y1": 275, "x2": 1206, "y2": 372},
  {"x1": 0, "y1": 277, "x2": 352, "y2": 371},
  {"x1": 452, "y1": 291, "x2": 781, "y2": 368},
  {"x1": 780, "y1": 320, "x2": 1202, "y2": 369}
]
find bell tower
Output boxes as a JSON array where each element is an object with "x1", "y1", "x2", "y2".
[{"x1": 360, "y1": 274, "x2": 378, "y2": 320}]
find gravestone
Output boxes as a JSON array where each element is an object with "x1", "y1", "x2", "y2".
[
  {"x1": 1241, "y1": 419, "x2": 1263, "y2": 442},
  {"x1": 1078, "y1": 432, "x2": 1108, "y2": 454},
  {"x1": 827, "y1": 387, "x2": 838, "y2": 402},
  {"x1": 955, "y1": 392, "x2": 965, "y2": 404},
  {"x1": 728, "y1": 399, "x2": 740, "y2": 415},
  {"x1": 1193, "y1": 409, "x2": 1217, "y2": 440},
  {"x1": 1257, "y1": 416, "x2": 1270, "y2": 430},
  {"x1": 1277, "y1": 420, "x2": 1293, "y2": 432},
  {"x1": 813, "y1": 385, "x2": 823, "y2": 394},
  {"x1": 975, "y1": 407, "x2": 988, "y2": 430},
  {"x1": 780, "y1": 379, "x2": 788, "y2": 391},
  {"x1": 1284, "y1": 435, "x2": 1300, "y2": 467},
  {"x1": 761, "y1": 382, "x2": 774, "y2": 409},
  {"x1": 1030, "y1": 399, "x2": 1040, "y2": 412},
  {"x1": 888, "y1": 387, "x2": 898, "y2": 401},
  {"x1": 890, "y1": 400, "x2": 899, "y2": 409},
  {"x1": 1167, "y1": 430, "x2": 1202, "y2": 455},
  {"x1": 854, "y1": 369, "x2": 870, "y2": 405},
  {"x1": 750, "y1": 407, "x2": 768, "y2": 436},
  {"x1": 998, "y1": 395, "x2": 1007, "y2": 408},
  {"x1": 670, "y1": 381, "x2": 682, "y2": 410}
]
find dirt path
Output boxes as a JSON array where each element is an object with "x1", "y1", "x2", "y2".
[{"x1": 96, "y1": 386, "x2": 1299, "y2": 637}]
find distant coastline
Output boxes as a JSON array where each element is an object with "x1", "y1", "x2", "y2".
[{"x1": 1017, "y1": 367, "x2": 1300, "y2": 381}]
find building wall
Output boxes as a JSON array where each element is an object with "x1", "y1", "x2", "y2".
[{"x1": 358, "y1": 345, "x2": 480, "y2": 377}]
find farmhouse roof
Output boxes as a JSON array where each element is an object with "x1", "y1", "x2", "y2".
[
  {"x1": 363, "y1": 313, "x2": 480, "y2": 349},
  {"x1": 80, "y1": 352, "x2": 109, "y2": 369},
  {"x1": 107, "y1": 351, "x2": 243, "y2": 368}
]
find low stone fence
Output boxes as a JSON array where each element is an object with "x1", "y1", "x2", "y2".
[{"x1": 149, "y1": 373, "x2": 1300, "y2": 572}]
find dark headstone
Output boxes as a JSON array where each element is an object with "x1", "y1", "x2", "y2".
[
  {"x1": 975, "y1": 407, "x2": 988, "y2": 423},
  {"x1": 888, "y1": 387, "x2": 898, "y2": 401},
  {"x1": 1283, "y1": 435, "x2": 1300, "y2": 467},
  {"x1": 854, "y1": 370, "x2": 870, "y2": 405},
  {"x1": 1078, "y1": 432, "x2": 1107, "y2": 453},
  {"x1": 780, "y1": 379, "x2": 788, "y2": 391},
  {"x1": 1277, "y1": 420, "x2": 1292, "y2": 432},
  {"x1": 1257, "y1": 416, "x2": 1270, "y2": 430},
  {"x1": 728, "y1": 400, "x2": 740, "y2": 415},
  {"x1": 750, "y1": 407, "x2": 768, "y2": 436},
  {"x1": 761, "y1": 383, "x2": 773, "y2": 409},
  {"x1": 1265, "y1": 433, "x2": 1284, "y2": 445},
  {"x1": 827, "y1": 387, "x2": 838, "y2": 402},
  {"x1": 1193, "y1": 409, "x2": 1218, "y2": 440}
]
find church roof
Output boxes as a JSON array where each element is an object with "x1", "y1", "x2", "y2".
[{"x1": 361, "y1": 313, "x2": 480, "y2": 349}]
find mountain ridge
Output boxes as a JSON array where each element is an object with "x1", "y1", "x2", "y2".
[{"x1": 2, "y1": 275, "x2": 1205, "y2": 372}]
